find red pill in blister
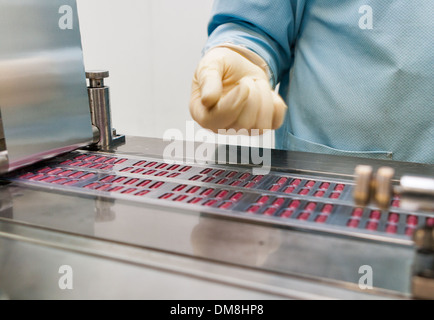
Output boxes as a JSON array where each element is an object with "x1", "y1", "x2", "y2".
[
  {"x1": 427, "y1": 218, "x2": 434, "y2": 227},
  {"x1": 120, "y1": 167, "x2": 133, "y2": 172},
  {"x1": 167, "y1": 173, "x2": 180, "y2": 178},
  {"x1": 322, "y1": 204, "x2": 334, "y2": 215},
  {"x1": 247, "y1": 205, "x2": 261, "y2": 213},
  {"x1": 96, "y1": 184, "x2": 112, "y2": 191},
  {"x1": 305, "y1": 180, "x2": 315, "y2": 188},
  {"x1": 264, "y1": 207, "x2": 277, "y2": 216},
  {"x1": 388, "y1": 213, "x2": 400, "y2": 224},
  {"x1": 226, "y1": 171, "x2": 237, "y2": 178},
  {"x1": 156, "y1": 163, "x2": 168, "y2": 170},
  {"x1": 319, "y1": 182, "x2": 330, "y2": 190},
  {"x1": 277, "y1": 177, "x2": 288, "y2": 185},
  {"x1": 131, "y1": 168, "x2": 145, "y2": 174},
  {"x1": 230, "y1": 180, "x2": 242, "y2": 187},
  {"x1": 80, "y1": 173, "x2": 96, "y2": 180},
  {"x1": 150, "y1": 181, "x2": 164, "y2": 189},
  {"x1": 239, "y1": 173, "x2": 251, "y2": 180},
  {"x1": 19, "y1": 173, "x2": 35, "y2": 179},
  {"x1": 84, "y1": 183, "x2": 100, "y2": 189},
  {"x1": 47, "y1": 168, "x2": 64, "y2": 175},
  {"x1": 108, "y1": 186, "x2": 124, "y2": 192},
  {"x1": 187, "y1": 186, "x2": 201, "y2": 194},
  {"x1": 202, "y1": 177, "x2": 214, "y2": 183},
  {"x1": 135, "y1": 190, "x2": 150, "y2": 196},
  {"x1": 201, "y1": 188, "x2": 214, "y2": 196},
  {"x1": 213, "y1": 170, "x2": 225, "y2": 176},
  {"x1": 40, "y1": 176, "x2": 60, "y2": 183},
  {"x1": 125, "y1": 178, "x2": 139, "y2": 185},
  {"x1": 104, "y1": 158, "x2": 117, "y2": 164},
  {"x1": 180, "y1": 166, "x2": 192, "y2": 172},
  {"x1": 173, "y1": 195, "x2": 188, "y2": 202},
  {"x1": 173, "y1": 185, "x2": 187, "y2": 192},
  {"x1": 216, "y1": 179, "x2": 228, "y2": 185},
  {"x1": 284, "y1": 186, "x2": 295, "y2": 194},
  {"x1": 168, "y1": 164, "x2": 180, "y2": 171},
  {"x1": 63, "y1": 180, "x2": 79, "y2": 186},
  {"x1": 288, "y1": 200, "x2": 301, "y2": 209},
  {"x1": 273, "y1": 198, "x2": 285, "y2": 207},
  {"x1": 143, "y1": 169, "x2": 157, "y2": 176},
  {"x1": 94, "y1": 157, "x2": 108, "y2": 163},
  {"x1": 137, "y1": 180, "x2": 151, "y2": 187},
  {"x1": 329, "y1": 192, "x2": 341, "y2": 199},
  {"x1": 216, "y1": 190, "x2": 229, "y2": 199},
  {"x1": 58, "y1": 170, "x2": 74, "y2": 177},
  {"x1": 352, "y1": 208, "x2": 364, "y2": 218},
  {"x1": 145, "y1": 162, "x2": 157, "y2": 168},
  {"x1": 334, "y1": 184, "x2": 345, "y2": 192},
  {"x1": 298, "y1": 188, "x2": 310, "y2": 195},
  {"x1": 230, "y1": 192, "x2": 243, "y2": 202},
  {"x1": 189, "y1": 197, "x2": 202, "y2": 204},
  {"x1": 133, "y1": 161, "x2": 147, "y2": 167},
  {"x1": 385, "y1": 225, "x2": 398, "y2": 234},
  {"x1": 305, "y1": 202, "x2": 317, "y2": 212},
  {"x1": 244, "y1": 182, "x2": 256, "y2": 189},
  {"x1": 159, "y1": 193, "x2": 174, "y2": 199},
  {"x1": 297, "y1": 212, "x2": 311, "y2": 221},
  {"x1": 112, "y1": 176, "x2": 127, "y2": 183},
  {"x1": 407, "y1": 215, "x2": 419, "y2": 226},
  {"x1": 253, "y1": 175, "x2": 264, "y2": 182},
  {"x1": 315, "y1": 215, "x2": 328, "y2": 223},
  {"x1": 269, "y1": 185, "x2": 280, "y2": 192},
  {"x1": 391, "y1": 200, "x2": 400, "y2": 208},
  {"x1": 203, "y1": 200, "x2": 217, "y2": 207},
  {"x1": 314, "y1": 191, "x2": 325, "y2": 198},
  {"x1": 200, "y1": 168, "x2": 212, "y2": 175},
  {"x1": 290, "y1": 179, "x2": 302, "y2": 186},
  {"x1": 219, "y1": 202, "x2": 232, "y2": 210},
  {"x1": 114, "y1": 158, "x2": 128, "y2": 165},
  {"x1": 347, "y1": 219, "x2": 360, "y2": 228},
  {"x1": 366, "y1": 221, "x2": 379, "y2": 231},
  {"x1": 29, "y1": 174, "x2": 46, "y2": 181},
  {"x1": 281, "y1": 209, "x2": 294, "y2": 218},
  {"x1": 370, "y1": 210, "x2": 382, "y2": 220},
  {"x1": 257, "y1": 196, "x2": 269, "y2": 205},
  {"x1": 405, "y1": 228, "x2": 415, "y2": 237},
  {"x1": 122, "y1": 188, "x2": 137, "y2": 194},
  {"x1": 189, "y1": 175, "x2": 201, "y2": 181},
  {"x1": 155, "y1": 171, "x2": 168, "y2": 177},
  {"x1": 51, "y1": 178, "x2": 68, "y2": 185}
]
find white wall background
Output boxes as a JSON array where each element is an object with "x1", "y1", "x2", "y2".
[{"x1": 76, "y1": 0, "x2": 274, "y2": 148}]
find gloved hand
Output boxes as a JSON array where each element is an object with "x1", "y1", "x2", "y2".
[{"x1": 190, "y1": 47, "x2": 287, "y2": 134}]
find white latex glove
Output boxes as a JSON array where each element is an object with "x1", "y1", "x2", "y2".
[{"x1": 190, "y1": 47, "x2": 287, "y2": 134}]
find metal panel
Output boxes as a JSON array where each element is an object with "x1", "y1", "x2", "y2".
[{"x1": 0, "y1": 0, "x2": 93, "y2": 172}]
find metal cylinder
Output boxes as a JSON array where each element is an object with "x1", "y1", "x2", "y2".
[{"x1": 86, "y1": 71, "x2": 113, "y2": 150}]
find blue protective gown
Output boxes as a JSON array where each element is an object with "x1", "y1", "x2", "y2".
[{"x1": 204, "y1": 0, "x2": 434, "y2": 164}]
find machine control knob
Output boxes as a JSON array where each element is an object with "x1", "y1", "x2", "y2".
[{"x1": 86, "y1": 70, "x2": 109, "y2": 88}]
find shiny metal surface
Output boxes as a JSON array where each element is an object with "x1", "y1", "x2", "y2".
[
  {"x1": 0, "y1": 0, "x2": 93, "y2": 173},
  {"x1": 0, "y1": 136, "x2": 432, "y2": 299},
  {"x1": 86, "y1": 70, "x2": 125, "y2": 150}
]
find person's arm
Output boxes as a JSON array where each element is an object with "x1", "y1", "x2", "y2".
[
  {"x1": 205, "y1": 0, "x2": 303, "y2": 87},
  {"x1": 190, "y1": 0, "x2": 305, "y2": 133}
]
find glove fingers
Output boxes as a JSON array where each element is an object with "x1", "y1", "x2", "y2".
[
  {"x1": 207, "y1": 82, "x2": 250, "y2": 132},
  {"x1": 229, "y1": 77, "x2": 261, "y2": 133}
]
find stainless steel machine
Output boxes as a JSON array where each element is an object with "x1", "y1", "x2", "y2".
[{"x1": 0, "y1": 0, "x2": 433, "y2": 300}]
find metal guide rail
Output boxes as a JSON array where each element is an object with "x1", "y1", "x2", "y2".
[{"x1": 5, "y1": 150, "x2": 434, "y2": 245}]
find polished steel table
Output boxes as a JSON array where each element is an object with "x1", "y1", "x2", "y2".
[{"x1": 0, "y1": 136, "x2": 432, "y2": 300}]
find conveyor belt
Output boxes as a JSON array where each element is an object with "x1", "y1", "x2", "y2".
[{"x1": 6, "y1": 150, "x2": 434, "y2": 245}]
